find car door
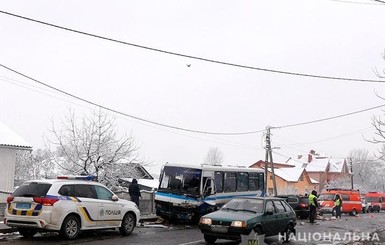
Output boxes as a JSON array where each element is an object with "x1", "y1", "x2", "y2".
[
  {"x1": 261, "y1": 200, "x2": 279, "y2": 236},
  {"x1": 73, "y1": 184, "x2": 99, "y2": 227},
  {"x1": 94, "y1": 185, "x2": 123, "y2": 227},
  {"x1": 272, "y1": 200, "x2": 288, "y2": 233}
]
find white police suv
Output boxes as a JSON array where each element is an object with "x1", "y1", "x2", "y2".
[{"x1": 4, "y1": 176, "x2": 141, "y2": 239}]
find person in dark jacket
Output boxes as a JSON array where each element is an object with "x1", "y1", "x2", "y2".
[
  {"x1": 308, "y1": 190, "x2": 319, "y2": 223},
  {"x1": 129, "y1": 178, "x2": 141, "y2": 207}
]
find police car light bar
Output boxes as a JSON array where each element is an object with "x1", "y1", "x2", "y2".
[{"x1": 57, "y1": 175, "x2": 95, "y2": 181}]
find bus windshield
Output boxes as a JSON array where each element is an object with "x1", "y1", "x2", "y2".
[{"x1": 158, "y1": 166, "x2": 202, "y2": 196}]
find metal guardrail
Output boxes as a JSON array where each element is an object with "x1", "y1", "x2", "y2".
[
  {"x1": 0, "y1": 190, "x2": 12, "y2": 195},
  {"x1": 114, "y1": 189, "x2": 156, "y2": 215}
]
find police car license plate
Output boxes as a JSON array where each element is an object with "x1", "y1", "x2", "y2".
[{"x1": 16, "y1": 203, "x2": 31, "y2": 209}]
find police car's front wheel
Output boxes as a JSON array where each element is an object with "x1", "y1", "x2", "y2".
[
  {"x1": 60, "y1": 215, "x2": 80, "y2": 240},
  {"x1": 119, "y1": 213, "x2": 135, "y2": 236}
]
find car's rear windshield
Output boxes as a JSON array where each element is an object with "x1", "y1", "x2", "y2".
[{"x1": 13, "y1": 182, "x2": 52, "y2": 197}]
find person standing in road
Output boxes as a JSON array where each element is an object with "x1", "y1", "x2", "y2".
[
  {"x1": 309, "y1": 190, "x2": 319, "y2": 223},
  {"x1": 129, "y1": 178, "x2": 141, "y2": 207},
  {"x1": 334, "y1": 194, "x2": 343, "y2": 219}
]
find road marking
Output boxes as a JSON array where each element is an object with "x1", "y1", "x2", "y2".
[{"x1": 178, "y1": 240, "x2": 205, "y2": 245}]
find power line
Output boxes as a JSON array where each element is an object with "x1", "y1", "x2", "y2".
[
  {"x1": 272, "y1": 105, "x2": 385, "y2": 129},
  {"x1": 0, "y1": 76, "x2": 265, "y2": 148},
  {"x1": 1, "y1": 63, "x2": 384, "y2": 136},
  {"x1": 330, "y1": 0, "x2": 385, "y2": 5},
  {"x1": 0, "y1": 63, "x2": 263, "y2": 135},
  {"x1": 371, "y1": 0, "x2": 385, "y2": 4},
  {"x1": 1, "y1": 10, "x2": 385, "y2": 84}
]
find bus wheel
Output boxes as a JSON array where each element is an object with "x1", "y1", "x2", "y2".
[{"x1": 350, "y1": 209, "x2": 357, "y2": 216}]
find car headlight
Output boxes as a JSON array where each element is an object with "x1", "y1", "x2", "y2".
[
  {"x1": 231, "y1": 221, "x2": 247, "y2": 228},
  {"x1": 199, "y1": 217, "x2": 212, "y2": 225}
]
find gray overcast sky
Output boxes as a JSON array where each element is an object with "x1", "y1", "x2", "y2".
[{"x1": 1, "y1": 0, "x2": 385, "y2": 175}]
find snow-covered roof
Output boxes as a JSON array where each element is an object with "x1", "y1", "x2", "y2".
[
  {"x1": 310, "y1": 177, "x2": 319, "y2": 184},
  {"x1": 0, "y1": 121, "x2": 32, "y2": 149},
  {"x1": 329, "y1": 158, "x2": 347, "y2": 173},
  {"x1": 268, "y1": 167, "x2": 305, "y2": 182},
  {"x1": 305, "y1": 158, "x2": 330, "y2": 172},
  {"x1": 285, "y1": 154, "x2": 348, "y2": 173}
]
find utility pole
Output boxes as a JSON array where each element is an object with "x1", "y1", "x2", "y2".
[
  {"x1": 350, "y1": 158, "x2": 354, "y2": 189},
  {"x1": 265, "y1": 126, "x2": 277, "y2": 196}
]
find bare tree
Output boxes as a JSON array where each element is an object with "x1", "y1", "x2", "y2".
[
  {"x1": 328, "y1": 176, "x2": 351, "y2": 189},
  {"x1": 347, "y1": 149, "x2": 385, "y2": 193},
  {"x1": 15, "y1": 149, "x2": 53, "y2": 185},
  {"x1": 203, "y1": 147, "x2": 224, "y2": 166},
  {"x1": 373, "y1": 50, "x2": 385, "y2": 79},
  {"x1": 49, "y1": 108, "x2": 145, "y2": 187},
  {"x1": 348, "y1": 149, "x2": 372, "y2": 186}
]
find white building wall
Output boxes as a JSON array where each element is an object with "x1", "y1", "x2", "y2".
[{"x1": 0, "y1": 147, "x2": 16, "y2": 202}]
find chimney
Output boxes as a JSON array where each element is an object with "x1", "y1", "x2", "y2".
[{"x1": 308, "y1": 154, "x2": 313, "y2": 163}]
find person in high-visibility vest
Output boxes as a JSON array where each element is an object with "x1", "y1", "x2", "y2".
[
  {"x1": 308, "y1": 190, "x2": 319, "y2": 223},
  {"x1": 334, "y1": 194, "x2": 343, "y2": 219}
]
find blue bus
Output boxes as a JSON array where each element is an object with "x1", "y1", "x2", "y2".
[{"x1": 154, "y1": 163, "x2": 264, "y2": 222}]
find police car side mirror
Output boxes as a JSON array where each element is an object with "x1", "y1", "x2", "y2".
[{"x1": 111, "y1": 194, "x2": 119, "y2": 201}]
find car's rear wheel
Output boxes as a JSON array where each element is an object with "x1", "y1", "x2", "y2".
[
  {"x1": 281, "y1": 224, "x2": 294, "y2": 242},
  {"x1": 18, "y1": 228, "x2": 37, "y2": 238},
  {"x1": 60, "y1": 215, "x2": 80, "y2": 240},
  {"x1": 119, "y1": 213, "x2": 135, "y2": 236},
  {"x1": 350, "y1": 209, "x2": 357, "y2": 216},
  {"x1": 204, "y1": 234, "x2": 217, "y2": 244}
]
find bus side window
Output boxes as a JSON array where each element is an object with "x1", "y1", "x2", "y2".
[
  {"x1": 215, "y1": 171, "x2": 224, "y2": 193},
  {"x1": 224, "y1": 172, "x2": 236, "y2": 192},
  {"x1": 203, "y1": 178, "x2": 214, "y2": 197}
]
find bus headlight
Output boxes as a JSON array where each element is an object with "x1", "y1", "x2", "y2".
[
  {"x1": 231, "y1": 221, "x2": 247, "y2": 228},
  {"x1": 199, "y1": 217, "x2": 212, "y2": 225}
]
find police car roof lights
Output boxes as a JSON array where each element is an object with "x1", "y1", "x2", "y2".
[{"x1": 57, "y1": 175, "x2": 95, "y2": 181}]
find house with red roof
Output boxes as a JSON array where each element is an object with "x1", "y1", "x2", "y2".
[{"x1": 251, "y1": 150, "x2": 351, "y2": 194}]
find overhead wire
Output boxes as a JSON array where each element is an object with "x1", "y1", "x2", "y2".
[
  {"x1": 371, "y1": 0, "x2": 385, "y2": 4},
  {"x1": 330, "y1": 0, "x2": 385, "y2": 5},
  {"x1": 271, "y1": 105, "x2": 385, "y2": 129},
  {"x1": 1, "y1": 63, "x2": 385, "y2": 137},
  {"x1": 0, "y1": 63, "x2": 263, "y2": 135},
  {"x1": 0, "y1": 75, "x2": 266, "y2": 149},
  {"x1": 0, "y1": 10, "x2": 385, "y2": 84}
]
